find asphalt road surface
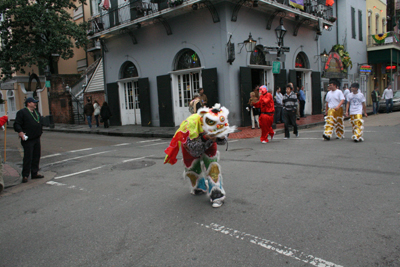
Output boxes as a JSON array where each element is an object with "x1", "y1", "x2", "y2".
[{"x1": 1, "y1": 113, "x2": 399, "y2": 267}]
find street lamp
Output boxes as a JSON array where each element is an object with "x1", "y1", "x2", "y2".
[
  {"x1": 239, "y1": 33, "x2": 257, "y2": 53},
  {"x1": 275, "y1": 18, "x2": 287, "y2": 48},
  {"x1": 320, "y1": 49, "x2": 329, "y2": 65}
]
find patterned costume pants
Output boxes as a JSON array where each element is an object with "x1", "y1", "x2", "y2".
[
  {"x1": 324, "y1": 108, "x2": 344, "y2": 139},
  {"x1": 181, "y1": 142, "x2": 225, "y2": 202},
  {"x1": 259, "y1": 113, "x2": 274, "y2": 142},
  {"x1": 350, "y1": 114, "x2": 364, "y2": 141}
]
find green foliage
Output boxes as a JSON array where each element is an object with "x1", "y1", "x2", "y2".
[
  {"x1": 332, "y1": 44, "x2": 353, "y2": 73},
  {"x1": 0, "y1": 0, "x2": 89, "y2": 81}
]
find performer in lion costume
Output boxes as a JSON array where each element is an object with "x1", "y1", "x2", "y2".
[{"x1": 164, "y1": 103, "x2": 236, "y2": 208}]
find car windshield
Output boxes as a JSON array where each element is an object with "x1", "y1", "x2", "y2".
[{"x1": 394, "y1": 91, "x2": 400, "y2": 98}]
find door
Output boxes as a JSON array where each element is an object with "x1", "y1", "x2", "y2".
[
  {"x1": 172, "y1": 71, "x2": 201, "y2": 125},
  {"x1": 274, "y1": 69, "x2": 287, "y2": 94},
  {"x1": 106, "y1": 82, "x2": 121, "y2": 126},
  {"x1": 240, "y1": 67, "x2": 252, "y2": 127},
  {"x1": 119, "y1": 80, "x2": 141, "y2": 125},
  {"x1": 311, "y1": 72, "x2": 322, "y2": 115},
  {"x1": 157, "y1": 74, "x2": 174, "y2": 127},
  {"x1": 288, "y1": 69, "x2": 297, "y2": 90},
  {"x1": 138, "y1": 78, "x2": 152, "y2": 126},
  {"x1": 202, "y1": 68, "x2": 218, "y2": 107}
]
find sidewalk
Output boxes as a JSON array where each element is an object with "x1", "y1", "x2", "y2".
[{"x1": 1, "y1": 106, "x2": 373, "y2": 192}]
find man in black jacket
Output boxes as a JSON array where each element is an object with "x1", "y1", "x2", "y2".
[
  {"x1": 14, "y1": 97, "x2": 44, "y2": 183},
  {"x1": 371, "y1": 87, "x2": 380, "y2": 114}
]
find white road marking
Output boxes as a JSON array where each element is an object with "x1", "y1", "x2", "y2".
[
  {"x1": 228, "y1": 140, "x2": 239, "y2": 143},
  {"x1": 122, "y1": 155, "x2": 154, "y2": 163},
  {"x1": 69, "y1": 148, "x2": 93, "y2": 153},
  {"x1": 46, "y1": 181, "x2": 66, "y2": 186},
  {"x1": 197, "y1": 223, "x2": 343, "y2": 267},
  {"x1": 139, "y1": 142, "x2": 168, "y2": 147},
  {"x1": 41, "y1": 153, "x2": 62, "y2": 159},
  {"x1": 47, "y1": 150, "x2": 113, "y2": 166},
  {"x1": 113, "y1": 143, "x2": 131, "y2": 146},
  {"x1": 54, "y1": 166, "x2": 104, "y2": 180},
  {"x1": 137, "y1": 139, "x2": 162, "y2": 143}
]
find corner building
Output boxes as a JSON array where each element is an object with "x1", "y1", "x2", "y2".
[{"x1": 88, "y1": 0, "x2": 335, "y2": 127}]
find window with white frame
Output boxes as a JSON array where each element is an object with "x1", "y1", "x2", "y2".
[
  {"x1": 177, "y1": 72, "x2": 200, "y2": 108},
  {"x1": 74, "y1": 5, "x2": 83, "y2": 20}
]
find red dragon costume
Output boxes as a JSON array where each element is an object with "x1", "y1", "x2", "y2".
[{"x1": 252, "y1": 85, "x2": 275, "y2": 143}]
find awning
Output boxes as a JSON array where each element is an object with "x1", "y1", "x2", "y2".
[{"x1": 368, "y1": 49, "x2": 400, "y2": 64}]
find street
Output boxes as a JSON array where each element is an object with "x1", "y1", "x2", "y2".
[{"x1": 1, "y1": 113, "x2": 399, "y2": 267}]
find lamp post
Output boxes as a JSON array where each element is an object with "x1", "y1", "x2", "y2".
[{"x1": 239, "y1": 33, "x2": 257, "y2": 53}]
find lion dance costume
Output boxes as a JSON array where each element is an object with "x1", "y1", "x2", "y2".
[
  {"x1": 164, "y1": 104, "x2": 236, "y2": 208},
  {"x1": 252, "y1": 85, "x2": 275, "y2": 143},
  {"x1": 323, "y1": 89, "x2": 345, "y2": 140}
]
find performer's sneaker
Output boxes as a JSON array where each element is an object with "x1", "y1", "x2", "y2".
[
  {"x1": 323, "y1": 134, "x2": 330, "y2": 141},
  {"x1": 210, "y1": 189, "x2": 225, "y2": 208},
  {"x1": 262, "y1": 141, "x2": 267, "y2": 144}
]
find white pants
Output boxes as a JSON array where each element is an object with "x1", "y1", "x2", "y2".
[{"x1": 251, "y1": 109, "x2": 260, "y2": 128}]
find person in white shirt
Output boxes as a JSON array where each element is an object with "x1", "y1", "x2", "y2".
[
  {"x1": 345, "y1": 83, "x2": 368, "y2": 142},
  {"x1": 381, "y1": 84, "x2": 394, "y2": 113},
  {"x1": 323, "y1": 78, "x2": 345, "y2": 140}
]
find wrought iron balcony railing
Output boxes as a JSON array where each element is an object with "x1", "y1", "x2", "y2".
[
  {"x1": 87, "y1": 0, "x2": 334, "y2": 36},
  {"x1": 367, "y1": 32, "x2": 400, "y2": 48}
]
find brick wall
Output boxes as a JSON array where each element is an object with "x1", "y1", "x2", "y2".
[{"x1": 49, "y1": 75, "x2": 81, "y2": 124}]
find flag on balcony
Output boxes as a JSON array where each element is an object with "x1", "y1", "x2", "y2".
[
  {"x1": 99, "y1": 0, "x2": 111, "y2": 10},
  {"x1": 326, "y1": 0, "x2": 334, "y2": 6},
  {"x1": 289, "y1": 0, "x2": 304, "y2": 10},
  {"x1": 372, "y1": 33, "x2": 388, "y2": 44}
]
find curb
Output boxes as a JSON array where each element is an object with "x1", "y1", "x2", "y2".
[{"x1": 43, "y1": 128, "x2": 175, "y2": 138}]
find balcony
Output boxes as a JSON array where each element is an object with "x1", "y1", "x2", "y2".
[
  {"x1": 367, "y1": 31, "x2": 400, "y2": 50},
  {"x1": 87, "y1": 0, "x2": 334, "y2": 39}
]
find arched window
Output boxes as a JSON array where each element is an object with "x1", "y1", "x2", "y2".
[
  {"x1": 174, "y1": 49, "x2": 201, "y2": 70},
  {"x1": 250, "y1": 45, "x2": 271, "y2": 66},
  {"x1": 295, "y1": 52, "x2": 310, "y2": 69},
  {"x1": 120, "y1": 61, "x2": 138, "y2": 79}
]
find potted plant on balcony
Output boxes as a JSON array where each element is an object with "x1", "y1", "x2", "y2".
[{"x1": 332, "y1": 44, "x2": 353, "y2": 73}]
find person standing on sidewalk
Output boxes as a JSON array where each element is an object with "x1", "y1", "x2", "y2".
[
  {"x1": 252, "y1": 85, "x2": 275, "y2": 143},
  {"x1": 93, "y1": 100, "x2": 101, "y2": 127},
  {"x1": 299, "y1": 86, "x2": 306, "y2": 118},
  {"x1": 84, "y1": 98, "x2": 95, "y2": 128},
  {"x1": 371, "y1": 87, "x2": 380, "y2": 114},
  {"x1": 100, "y1": 101, "x2": 112, "y2": 128},
  {"x1": 13, "y1": 97, "x2": 44, "y2": 183},
  {"x1": 199, "y1": 88, "x2": 208, "y2": 107},
  {"x1": 346, "y1": 83, "x2": 368, "y2": 142},
  {"x1": 248, "y1": 92, "x2": 260, "y2": 129},
  {"x1": 382, "y1": 84, "x2": 394, "y2": 113},
  {"x1": 282, "y1": 85, "x2": 298, "y2": 139},
  {"x1": 323, "y1": 78, "x2": 345, "y2": 141}
]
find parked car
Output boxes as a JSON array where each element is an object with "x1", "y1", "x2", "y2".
[{"x1": 379, "y1": 91, "x2": 400, "y2": 112}]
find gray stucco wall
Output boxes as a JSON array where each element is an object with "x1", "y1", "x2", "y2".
[{"x1": 104, "y1": 2, "x2": 324, "y2": 127}]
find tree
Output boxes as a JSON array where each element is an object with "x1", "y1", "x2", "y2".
[{"x1": 0, "y1": 0, "x2": 89, "y2": 81}]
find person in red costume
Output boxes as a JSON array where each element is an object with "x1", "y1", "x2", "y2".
[{"x1": 252, "y1": 85, "x2": 275, "y2": 143}]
